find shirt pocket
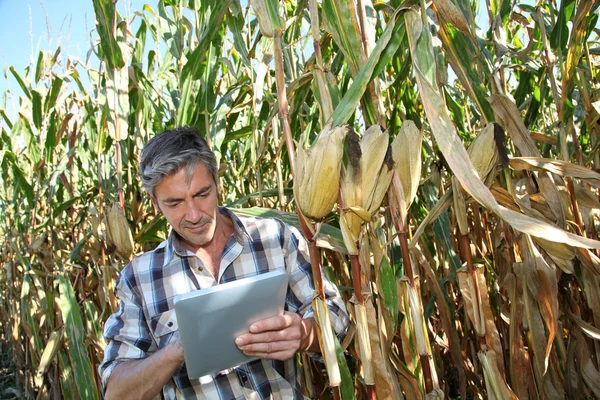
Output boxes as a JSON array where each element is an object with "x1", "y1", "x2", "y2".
[{"x1": 149, "y1": 309, "x2": 179, "y2": 348}]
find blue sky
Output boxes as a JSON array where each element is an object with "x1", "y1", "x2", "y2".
[
  {"x1": 0, "y1": 0, "x2": 95, "y2": 95},
  {"x1": 0, "y1": 0, "x2": 145, "y2": 103},
  {"x1": 0, "y1": 0, "x2": 494, "y2": 119}
]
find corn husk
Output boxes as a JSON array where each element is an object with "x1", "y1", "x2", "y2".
[
  {"x1": 342, "y1": 125, "x2": 394, "y2": 238},
  {"x1": 294, "y1": 126, "x2": 347, "y2": 220},
  {"x1": 354, "y1": 301, "x2": 375, "y2": 385},
  {"x1": 391, "y1": 120, "x2": 423, "y2": 208},
  {"x1": 313, "y1": 296, "x2": 341, "y2": 386},
  {"x1": 105, "y1": 202, "x2": 134, "y2": 260},
  {"x1": 35, "y1": 328, "x2": 64, "y2": 387},
  {"x1": 452, "y1": 176, "x2": 469, "y2": 236},
  {"x1": 467, "y1": 123, "x2": 499, "y2": 186}
]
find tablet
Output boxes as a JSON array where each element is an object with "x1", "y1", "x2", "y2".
[{"x1": 173, "y1": 269, "x2": 289, "y2": 379}]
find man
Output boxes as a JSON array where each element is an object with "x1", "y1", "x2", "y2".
[{"x1": 99, "y1": 127, "x2": 349, "y2": 399}]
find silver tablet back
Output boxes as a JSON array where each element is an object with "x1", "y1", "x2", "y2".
[{"x1": 174, "y1": 269, "x2": 289, "y2": 379}]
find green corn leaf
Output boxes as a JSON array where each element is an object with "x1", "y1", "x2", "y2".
[
  {"x1": 58, "y1": 350, "x2": 74, "y2": 400},
  {"x1": 331, "y1": 10, "x2": 400, "y2": 127},
  {"x1": 380, "y1": 256, "x2": 399, "y2": 325},
  {"x1": 35, "y1": 51, "x2": 45, "y2": 83},
  {"x1": 44, "y1": 76, "x2": 64, "y2": 114},
  {"x1": 0, "y1": 109, "x2": 12, "y2": 129},
  {"x1": 31, "y1": 89, "x2": 43, "y2": 130},
  {"x1": 334, "y1": 332, "x2": 355, "y2": 400},
  {"x1": 133, "y1": 19, "x2": 148, "y2": 65},
  {"x1": 58, "y1": 274, "x2": 99, "y2": 400},
  {"x1": 264, "y1": 0, "x2": 285, "y2": 31},
  {"x1": 232, "y1": 207, "x2": 348, "y2": 255},
  {"x1": 321, "y1": 0, "x2": 365, "y2": 77},
  {"x1": 92, "y1": 0, "x2": 125, "y2": 69},
  {"x1": 9, "y1": 66, "x2": 31, "y2": 100},
  {"x1": 550, "y1": 0, "x2": 576, "y2": 51}
]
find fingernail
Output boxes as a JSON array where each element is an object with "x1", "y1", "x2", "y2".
[
  {"x1": 235, "y1": 337, "x2": 243, "y2": 344},
  {"x1": 250, "y1": 325, "x2": 257, "y2": 332}
]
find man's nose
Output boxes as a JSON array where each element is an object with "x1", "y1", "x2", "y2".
[{"x1": 186, "y1": 201, "x2": 202, "y2": 222}]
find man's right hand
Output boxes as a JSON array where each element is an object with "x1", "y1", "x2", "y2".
[{"x1": 104, "y1": 338, "x2": 185, "y2": 400}]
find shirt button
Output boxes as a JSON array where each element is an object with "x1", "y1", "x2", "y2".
[{"x1": 167, "y1": 321, "x2": 173, "y2": 327}]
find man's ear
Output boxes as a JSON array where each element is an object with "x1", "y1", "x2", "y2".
[{"x1": 148, "y1": 194, "x2": 161, "y2": 212}]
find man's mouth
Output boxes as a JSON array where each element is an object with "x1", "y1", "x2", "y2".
[{"x1": 186, "y1": 223, "x2": 207, "y2": 232}]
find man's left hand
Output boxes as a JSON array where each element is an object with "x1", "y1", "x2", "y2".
[{"x1": 235, "y1": 312, "x2": 315, "y2": 360}]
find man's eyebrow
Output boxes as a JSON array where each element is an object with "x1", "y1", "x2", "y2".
[
  {"x1": 162, "y1": 196, "x2": 184, "y2": 203},
  {"x1": 161, "y1": 185, "x2": 212, "y2": 203}
]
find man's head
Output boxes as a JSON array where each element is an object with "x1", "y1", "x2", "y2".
[
  {"x1": 140, "y1": 127, "x2": 221, "y2": 251},
  {"x1": 140, "y1": 127, "x2": 218, "y2": 197}
]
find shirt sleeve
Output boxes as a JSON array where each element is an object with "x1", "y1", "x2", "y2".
[
  {"x1": 279, "y1": 220, "x2": 350, "y2": 344},
  {"x1": 98, "y1": 262, "x2": 156, "y2": 391}
]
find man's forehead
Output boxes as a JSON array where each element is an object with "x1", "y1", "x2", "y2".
[{"x1": 155, "y1": 164, "x2": 216, "y2": 197}]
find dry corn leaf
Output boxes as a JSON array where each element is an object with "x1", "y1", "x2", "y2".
[
  {"x1": 414, "y1": 246, "x2": 467, "y2": 399},
  {"x1": 366, "y1": 298, "x2": 404, "y2": 399},
  {"x1": 534, "y1": 237, "x2": 575, "y2": 261},
  {"x1": 398, "y1": 279, "x2": 417, "y2": 372},
  {"x1": 580, "y1": 333, "x2": 600, "y2": 398},
  {"x1": 567, "y1": 309, "x2": 600, "y2": 341},
  {"x1": 478, "y1": 350, "x2": 518, "y2": 400},
  {"x1": 520, "y1": 235, "x2": 558, "y2": 376},
  {"x1": 504, "y1": 273, "x2": 531, "y2": 400},
  {"x1": 432, "y1": 0, "x2": 472, "y2": 37},
  {"x1": 457, "y1": 265, "x2": 505, "y2": 374},
  {"x1": 576, "y1": 247, "x2": 600, "y2": 277},
  {"x1": 582, "y1": 266, "x2": 600, "y2": 328},
  {"x1": 425, "y1": 388, "x2": 445, "y2": 400},
  {"x1": 489, "y1": 95, "x2": 567, "y2": 228},
  {"x1": 510, "y1": 156, "x2": 600, "y2": 187},
  {"x1": 405, "y1": 10, "x2": 600, "y2": 249},
  {"x1": 354, "y1": 302, "x2": 375, "y2": 385},
  {"x1": 575, "y1": 184, "x2": 600, "y2": 209},
  {"x1": 313, "y1": 296, "x2": 342, "y2": 386}
]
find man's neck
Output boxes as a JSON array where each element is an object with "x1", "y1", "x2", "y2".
[{"x1": 191, "y1": 213, "x2": 234, "y2": 279}]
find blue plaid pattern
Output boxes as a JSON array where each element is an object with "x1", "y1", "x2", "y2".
[{"x1": 99, "y1": 207, "x2": 349, "y2": 399}]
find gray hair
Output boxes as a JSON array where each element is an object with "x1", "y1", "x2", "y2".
[{"x1": 140, "y1": 127, "x2": 218, "y2": 197}]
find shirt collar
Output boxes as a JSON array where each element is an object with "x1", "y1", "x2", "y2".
[{"x1": 163, "y1": 206, "x2": 251, "y2": 265}]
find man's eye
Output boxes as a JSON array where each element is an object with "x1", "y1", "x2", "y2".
[{"x1": 166, "y1": 202, "x2": 180, "y2": 208}]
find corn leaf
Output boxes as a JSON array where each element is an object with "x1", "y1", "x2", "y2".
[
  {"x1": 406, "y1": 9, "x2": 600, "y2": 249},
  {"x1": 58, "y1": 274, "x2": 99, "y2": 400}
]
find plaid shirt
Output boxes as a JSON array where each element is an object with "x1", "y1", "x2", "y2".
[{"x1": 99, "y1": 207, "x2": 349, "y2": 399}]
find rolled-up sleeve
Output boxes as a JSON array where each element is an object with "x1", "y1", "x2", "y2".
[
  {"x1": 280, "y1": 221, "x2": 350, "y2": 343},
  {"x1": 98, "y1": 263, "x2": 155, "y2": 390}
]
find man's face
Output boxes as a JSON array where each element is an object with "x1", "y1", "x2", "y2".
[{"x1": 152, "y1": 163, "x2": 219, "y2": 252}]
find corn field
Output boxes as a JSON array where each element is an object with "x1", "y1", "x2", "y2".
[{"x1": 2, "y1": 0, "x2": 600, "y2": 398}]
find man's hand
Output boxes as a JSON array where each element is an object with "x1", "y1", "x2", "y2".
[
  {"x1": 104, "y1": 338, "x2": 185, "y2": 400},
  {"x1": 235, "y1": 312, "x2": 318, "y2": 360}
]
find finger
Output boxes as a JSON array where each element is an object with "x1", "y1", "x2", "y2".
[
  {"x1": 249, "y1": 312, "x2": 298, "y2": 333},
  {"x1": 236, "y1": 328, "x2": 300, "y2": 346},
  {"x1": 242, "y1": 350, "x2": 296, "y2": 361},
  {"x1": 238, "y1": 340, "x2": 297, "y2": 354}
]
